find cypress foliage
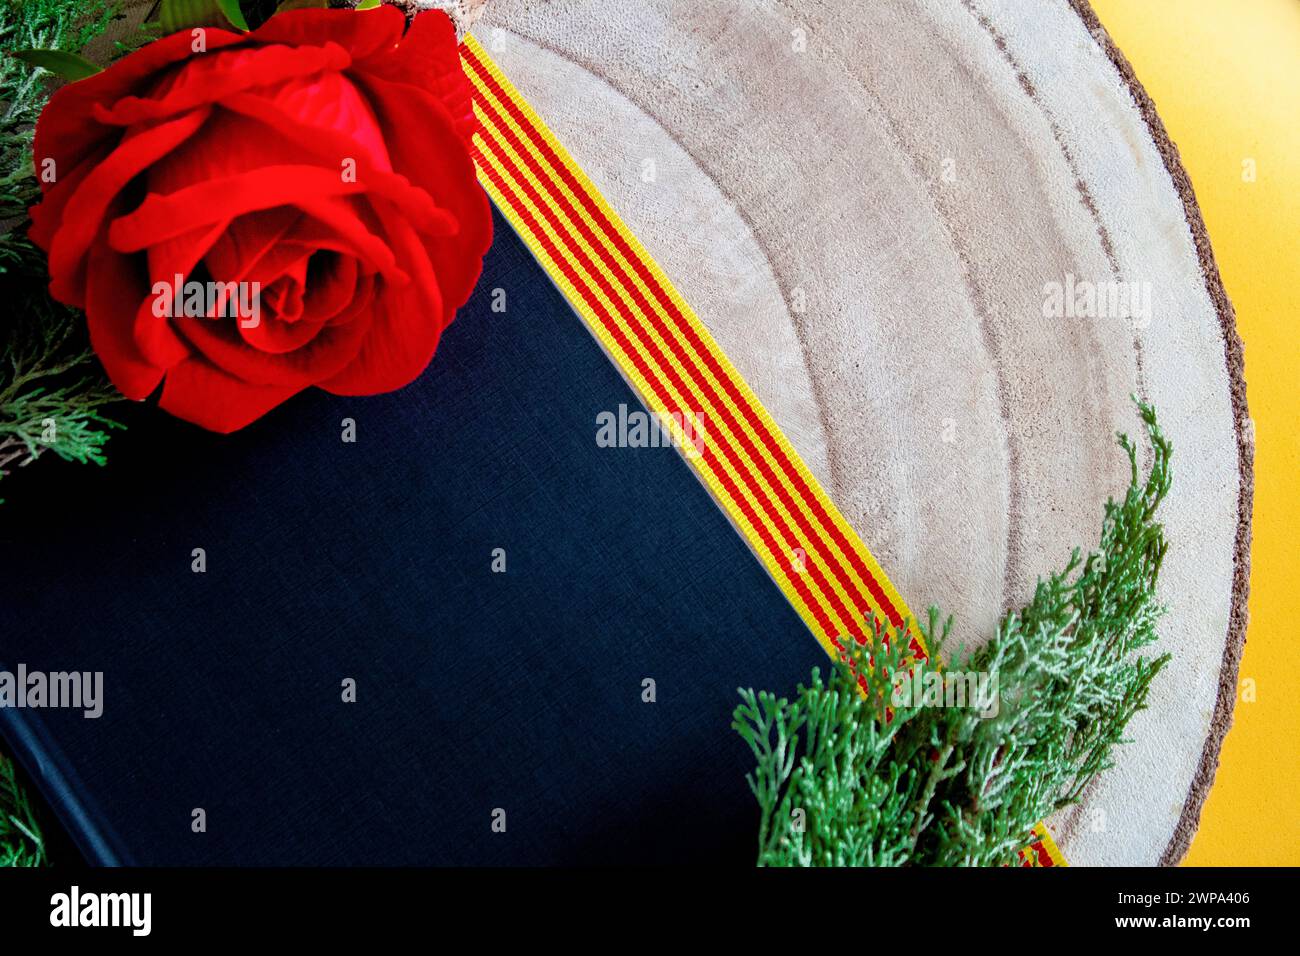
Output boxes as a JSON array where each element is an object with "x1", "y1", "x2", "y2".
[
  {"x1": 0, "y1": 0, "x2": 139, "y2": 498},
  {"x1": 734, "y1": 403, "x2": 1171, "y2": 866}
]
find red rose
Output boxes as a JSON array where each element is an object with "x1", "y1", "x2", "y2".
[{"x1": 29, "y1": 8, "x2": 492, "y2": 432}]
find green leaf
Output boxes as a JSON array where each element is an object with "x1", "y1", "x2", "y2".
[
  {"x1": 215, "y1": 0, "x2": 251, "y2": 29},
  {"x1": 8, "y1": 49, "x2": 102, "y2": 82},
  {"x1": 355, "y1": 0, "x2": 383, "y2": 9},
  {"x1": 159, "y1": 0, "x2": 250, "y2": 33},
  {"x1": 275, "y1": 0, "x2": 329, "y2": 12}
]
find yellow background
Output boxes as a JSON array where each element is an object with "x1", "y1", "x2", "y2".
[{"x1": 1091, "y1": 0, "x2": 1299, "y2": 866}]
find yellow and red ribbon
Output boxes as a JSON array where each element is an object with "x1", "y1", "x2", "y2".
[{"x1": 460, "y1": 35, "x2": 1066, "y2": 867}]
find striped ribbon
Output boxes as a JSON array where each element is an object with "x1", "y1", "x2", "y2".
[{"x1": 459, "y1": 35, "x2": 1065, "y2": 868}]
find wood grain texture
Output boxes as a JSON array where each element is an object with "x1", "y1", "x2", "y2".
[{"x1": 475, "y1": 0, "x2": 1251, "y2": 865}]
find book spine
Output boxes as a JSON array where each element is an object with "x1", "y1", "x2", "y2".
[{"x1": 0, "y1": 699, "x2": 128, "y2": 866}]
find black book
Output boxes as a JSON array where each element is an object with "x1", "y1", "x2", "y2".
[{"x1": 0, "y1": 211, "x2": 819, "y2": 865}]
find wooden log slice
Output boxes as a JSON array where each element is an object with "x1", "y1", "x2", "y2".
[{"x1": 475, "y1": 0, "x2": 1252, "y2": 865}]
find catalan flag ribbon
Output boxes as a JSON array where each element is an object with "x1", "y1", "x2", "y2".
[{"x1": 461, "y1": 35, "x2": 1066, "y2": 867}]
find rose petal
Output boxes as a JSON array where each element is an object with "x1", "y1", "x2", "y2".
[
  {"x1": 250, "y1": 6, "x2": 406, "y2": 61},
  {"x1": 85, "y1": 241, "x2": 162, "y2": 400},
  {"x1": 204, "y1": 208, "x2": 304, "y2": 283},
  {"x1": 354, "y1": 75, "x2": 492, "y2": 317},
  {"x1": 221, "y1": 86, "x2": 395, "y2": 181},
  {"x1": 32, "y1": 28, "x2": 244, "y2": 177},
  {"x1": 92, "y1": 43, "x2": 351, "y2": 127},
  {"x1": 137, "y1": 219, "x2": 230, "y2": 367},
  {"x1": 284, "y1": 197, "x2": 408, "y2": 282},
  {"x1": 319, "y1": 209, "x2": 444, "y2": 395},
  {"x1": 109, "y1": 164, "x2": 455, "y2": 254},
  {"x1": 159, "y1": 357, "x2": 304, "y2": 434},
  {"x1": 361, "y1": 10, "x2": 476, "y2": 148},
  {"x1": 174, "y1": 283, "x2": 375, "y2": 388},
  {"x1": 227, "y1": 240, "x2": 311, "y2": 294},
  {"x1": 45, "y1": 107, "x2": 211, "y2": 306},
  {"x1": 299, "y1": 254, "x2": 358, "y2": 326},
  {"x1": 234, "y1": 256, "x2": 359, "y2": 355},
  {"x1": 27, "y1": 143, "x2": 110, "y2": 255}
]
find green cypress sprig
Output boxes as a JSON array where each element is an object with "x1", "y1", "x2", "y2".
[
  {"x1": 1, "y1": 0, "x2": 120, "y2": 272},
  {"x1": 0, "y1": 749, "x2": 45, "y2": 866},
  {"x1": 1, "y1": 0, "x2": 141, "y2": 507},
  {"x1": 734, "y1": 401, "x2": 1172, "y2": 866},
  {"x1": 0, "y1": 293, "x2": 124, "y2": 497}
]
